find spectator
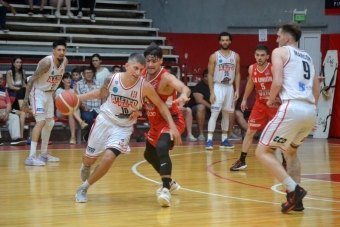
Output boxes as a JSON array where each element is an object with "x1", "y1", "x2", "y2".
[
  {"x1": 71, "y1": 66, "x2": 82, "y2": 87},
  {"x1": 11, "y1": 76, "x2": 35, "y2": 140},
  {"x1": 50, "y1": 0, "x2": 74, "y2": 18},
  {"x1": 0, "y1": 73, "x2": 26, "y2": 145},
  {"x1": 56, "y1": 72, "x2": 88, "y2": 144},
  {"x1": 0, "y1": 0, "x2": 16, "y2": 32},
  {"x1": 76, "y1": 66, "x2": 103, "y2": 142},
  {"x1": 90, "y1": 54, "x2": 110, "y2": 86},
  {"x1": 164, "y1": 65, "x2": 197, "y2": 141},
  {"x1": 26, "y1": 0, "x2": 48, "y2": 15},
  {"x1": 111, "y1": 65, "x2": 122, "y2": 74},
  {"x1": 6, "y1": 56, "x2": 26, "y2": 97},
  {"x1": 76, "y1": 0, "x2": 96, "y2": 23}
]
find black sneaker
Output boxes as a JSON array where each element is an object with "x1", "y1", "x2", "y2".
[
  {"x1": 11, "y1": 138, "x2": 27, "y2": 146},
  {"x1": 281, "y1": 190, "x2": 304, "y2": 211},
  {"x1": 281, "y1": 185, "x2": 307, "y2": 213},
  {"x1": 0, "y1": 26, "x2": 9, "y2": 32},
  {"x1": 230, "y1": 160, "x2": 247, "y2": 171}
]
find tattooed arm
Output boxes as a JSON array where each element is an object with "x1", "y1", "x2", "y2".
[
  {"x1": 21, "y1": 58, "x2": 51, "y2": 113},
  {"x1": 78, "y1": 74, "x2": 112, "y2": 102}
]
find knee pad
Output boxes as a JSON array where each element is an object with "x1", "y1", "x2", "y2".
[
  {"x1": 45, "y1": 118, "x2": 55, "y2": 131},
  {"x1": 144, "y1": 141, "x2": 160, "y2": 173},
  {"x1": 107, "y1": 148, "x2": 121, "y2": 157},
  {"x1": 156, "y1": 134, "x2": 172, "y2": 157}
]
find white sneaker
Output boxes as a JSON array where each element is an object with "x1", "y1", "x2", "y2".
[
  {"x1": 55, "y1": 11, "x2": 61, "y2": 18},
  {"x1": 38, "y1": 153, "x2": 60, "y2": 162},
  {"x1": 75, "y1": 185, "x2": 88, "y2": 203},
  {"x1": 25, "y1": 156, "x2": 45, "y2": 166},
  {"x1": 197, "y1": 135, "x2": 205, "y2": 141},
  {"x1": 89, "y1": 14, "x2": 96, "y2": 23},
  {"x1": 156, "y1": 180, "x2": 180, "y2": 194},
  {"x1": 186, "y1": 135, "x2": 197, "y2": 142},
  {"x1": 80, "y1": 164, "x2": 91, "y2": 182},
  {"x1": 67, "y1": 11, "x2": 74, "y2": 18},
  {"x1": 77, "y1": 11, "x2": 83, "y2": 18},
  {"x1": 157, "y1": 188, "x2": 171, "y2": 207}
]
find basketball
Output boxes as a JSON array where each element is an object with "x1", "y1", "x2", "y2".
[{"x1": 55, "y1": 91, "x2": 79, "y2": 115}]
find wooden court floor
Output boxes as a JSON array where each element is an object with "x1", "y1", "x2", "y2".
[{"x1": 1, "y1": 138, "x2": 340, "y2": 227}]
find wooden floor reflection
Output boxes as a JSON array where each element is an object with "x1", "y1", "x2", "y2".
[{"x1": 1, "y1": 138, "x2": 340, "y2": 227}]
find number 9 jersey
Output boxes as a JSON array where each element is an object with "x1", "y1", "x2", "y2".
[
  {"x1": 280, "y1": 46, "x2": 316, "y2": 103},
  {"x1": 100, "y1": 73, "x2": 144, "y2": 127}
]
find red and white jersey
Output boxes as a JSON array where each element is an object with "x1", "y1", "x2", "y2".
[
  {"x1": 251, "y1": 63, "x2": 273, "y2": 103},
  {"x1": 213, "y1": 51, "x2": 236, "y2": 85},
  {"x1": 33, "y1": 55, "x2": 66, "y2": 91},
  {"x1": 141, "y1": 67, "x2": 181, "y2": 126},
  {"x1": 280, "y1": 46, "x2": 316, "y2": 103},
  {"x1": 100, "y1": 73, "x2": 144, "y2": 127}
]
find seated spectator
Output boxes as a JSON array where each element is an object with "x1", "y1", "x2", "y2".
[
  {"x1": 71, "y1": 66, "x2": 82, "y2": 87},
  {"x1": 90, "y1": 54, "x2": 110, "y2": 86},
  {"x1": 165, "y1": 65, "x2": 197, "y2": 141},
  {"x1": 111, "y1": 65, "x2": 122, "y2": 74},
  {"x1": 188, "y1": 69, "x2": 222, "y2": 141},
  {"x1": 76, "y1": 66, "x2": 103, "y2": 142},
  {"x1": 228, "y1": 111, "x2": 242, "y2": 140},
  {"x1": 0, "y1": 73, "x2": 26, "y2": 145},
  {"x1": 0, "y1": 0, "x2": 16, "y2": 32},
  {"x1": 6, "y1": 56, "x2": 26, "y2": 97},
  {"x1": 11, "y1": 76, "x2": 35, "y2": 140},
  {"x1": 50, "y1": 0, "x2": 74, "y2": 18},
  {"x1": 56, "y1": 72, "x2": 88, "y2": 144},
  {"x1": 75, "y1": 0, "x2": 96, "y2": 23},
  {"x1": 26, "y1": 0, "x2": 48, "y2": 15},
  {"x1": 234, "y1": 76, "x2": 256, "y2": 136}
]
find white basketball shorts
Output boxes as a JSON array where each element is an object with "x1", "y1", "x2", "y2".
[
  {"x1": 211, "y1": 83, "x2": 234, "y2": 113},
  {"x1": 30, "y1": 88, "x2": 54, "y2": 119}
]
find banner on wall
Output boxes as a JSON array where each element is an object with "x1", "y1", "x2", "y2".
[
  {"x1": 313, "y1": 50, "x2": 338, "y2": 139},
  {"x1": 325, "y1": 0, "x2": 340, "y2": 15}
]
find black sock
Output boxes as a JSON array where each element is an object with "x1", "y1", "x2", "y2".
[
  {"x1": 281, "y1": 153, "x2": 286, "y2": 164},
  {"x1": 240, "y1": 151, "x2": 247, "y2": 163},
  {"x1": 162, "y1": 177, "x2": 172, "y2": 190}
]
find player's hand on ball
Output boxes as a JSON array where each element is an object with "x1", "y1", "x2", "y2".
[{"x1": 169, "y1": 127, "x2": 182, "y2": 146}]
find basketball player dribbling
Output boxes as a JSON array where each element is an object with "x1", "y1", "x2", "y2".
[
  {"x1": 75, "y1": 53, "x2": 181, "y2": 203},
  {"x1": 21, "y1": 40, "x2": 67, "y2": 166},
  {"x1": 255, "y1": 22, "x2": 320, "y2": 213},
  {"x1": 206, "y1": 32, "x2": 241, "y2": 150}
]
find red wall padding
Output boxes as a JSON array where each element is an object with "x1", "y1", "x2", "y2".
[{"x1": 328, "y1": 34, "x2": 340, "y2": 138}]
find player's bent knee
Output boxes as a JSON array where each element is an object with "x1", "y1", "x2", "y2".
[
  {"x1": 45, "y1": 118, "x2": 55, "y2": 131},
  {"x1": 107, "y1": 148, "x2": 121, "y2": 157}
]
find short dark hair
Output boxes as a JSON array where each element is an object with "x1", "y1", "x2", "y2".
[
  {"x1": 71, "y1": 66, "x2": 81, "y2": 74},
  {"x1": 53, "y1": 40, "x2": 67, "y2": 49},
  {"x1": 219, "y1": 32, "x2": 232, "y2": 41},
  {"x1": 82, "y1": 66, "x2": 96, "y2": 74},
  {"x1": 112, "y1": 65, "x2": 121, "y2": 71},
  {"x1": 255, "y1": 44, "x2": 270, "y2": 54},
  {"x1": 144, "y1": 42, "x2": 163, "y2": 59},
  {"x1": 278, "y1": 22, "x2": 301, "y2": 42},
  {"x1": 202, "y1": 69, "x2": 208, "y2": 76}
]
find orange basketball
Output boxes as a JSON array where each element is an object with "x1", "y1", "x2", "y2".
[{"x1": 55, "y1": 91, "x2": 79, "y2": 115}]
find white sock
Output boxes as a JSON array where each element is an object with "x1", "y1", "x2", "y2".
[
  {"x1": 29, "y1": 142, "x2": 38, "y2": 157},
  {"x1": 222, "y1": 134, "x2": 228, "y2": 142},
  {"x1": 282, "y1": 177, "x2": 297, "y2": 192},
  {"x1": 207, "y1": 134, "x2": 213, "y2": 141},
  {"x1": 82, "y1": 180, "x2": 91, "y2": 189}
]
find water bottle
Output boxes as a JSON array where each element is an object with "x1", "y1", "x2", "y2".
[{"x1": 27, "y1": 137, "x2": 31, "y2": 145}]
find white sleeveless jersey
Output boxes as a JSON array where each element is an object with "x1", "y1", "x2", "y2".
[
  {"x1": 214, "y1": 51, "x2": 236, "y2": 84},
  {"x1": 33, "y1": 55, "x2": 66, "y2": 91},
  {"x1": 280, "y1": 46, "x2": 315, "y2": 103},
  {"x1": 100, "y1": 73, "x2": 144, "y2": 127}
]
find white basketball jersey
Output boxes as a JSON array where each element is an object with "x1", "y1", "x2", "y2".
[
  {"x1": 280, "y1": 46, "x2": 316, "y2": 103},
  {"x1": 100, "y1": 73, "x2": 144, "y2": 127},
  {"x1": 214, "y1": 51, "x2": 236, "y2": 84},
  {"x1": 33, "y1": 55, "x2": 66, "y2": 91}
]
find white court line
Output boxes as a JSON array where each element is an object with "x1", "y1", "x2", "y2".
[{"x1": 132, "y1": 152, "x2": 340, "y2": 212}]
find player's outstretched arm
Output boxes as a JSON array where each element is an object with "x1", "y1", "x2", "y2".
[
  {"x1": 142, "y1": 81, "x2": 182, "y2": 146},
  {"x1": 78, "y1": 75, "x2": 112, "y2": 102},
  {"x1": 21, "y1": 58, "x2": 51, "y2": 113},
  {"x1": 164, "y1": 73, "x2": 191, "y2": 104}
]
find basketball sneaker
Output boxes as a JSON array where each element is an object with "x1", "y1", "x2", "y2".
[
  {"x1": 157, "y1": 188, "x2": 171, "y2": 207},
  {"x1": 206, "y1": 140, "x2": 213, "y2": 149},
  {"x1": 220, "y1": 138, "x2": 234, "y2": 148},
  {"x1": 230, "y1": 160, "x2": 247, "y2": 171},
  {"x1": 25, "y1": 156, "x2": 45, "y2": 166},
  {"x1": 156, "y1": 180, "x2": 180, "y2": 194},
  {"x1": 281, "y1": 185, "x2": 307, "y2": 214},
  {"x1": 75, "y1": 185, "x2": 88, "y2": 203},
  {"x1": 80, "y1": 164, "x2": 91, "y2": 182},
  {"x1": 38, "y1": 152, "x2": 60, "y2": 162},
  {"x1": 281, "y1": 190, "x2": 304, "y2": 211}
]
